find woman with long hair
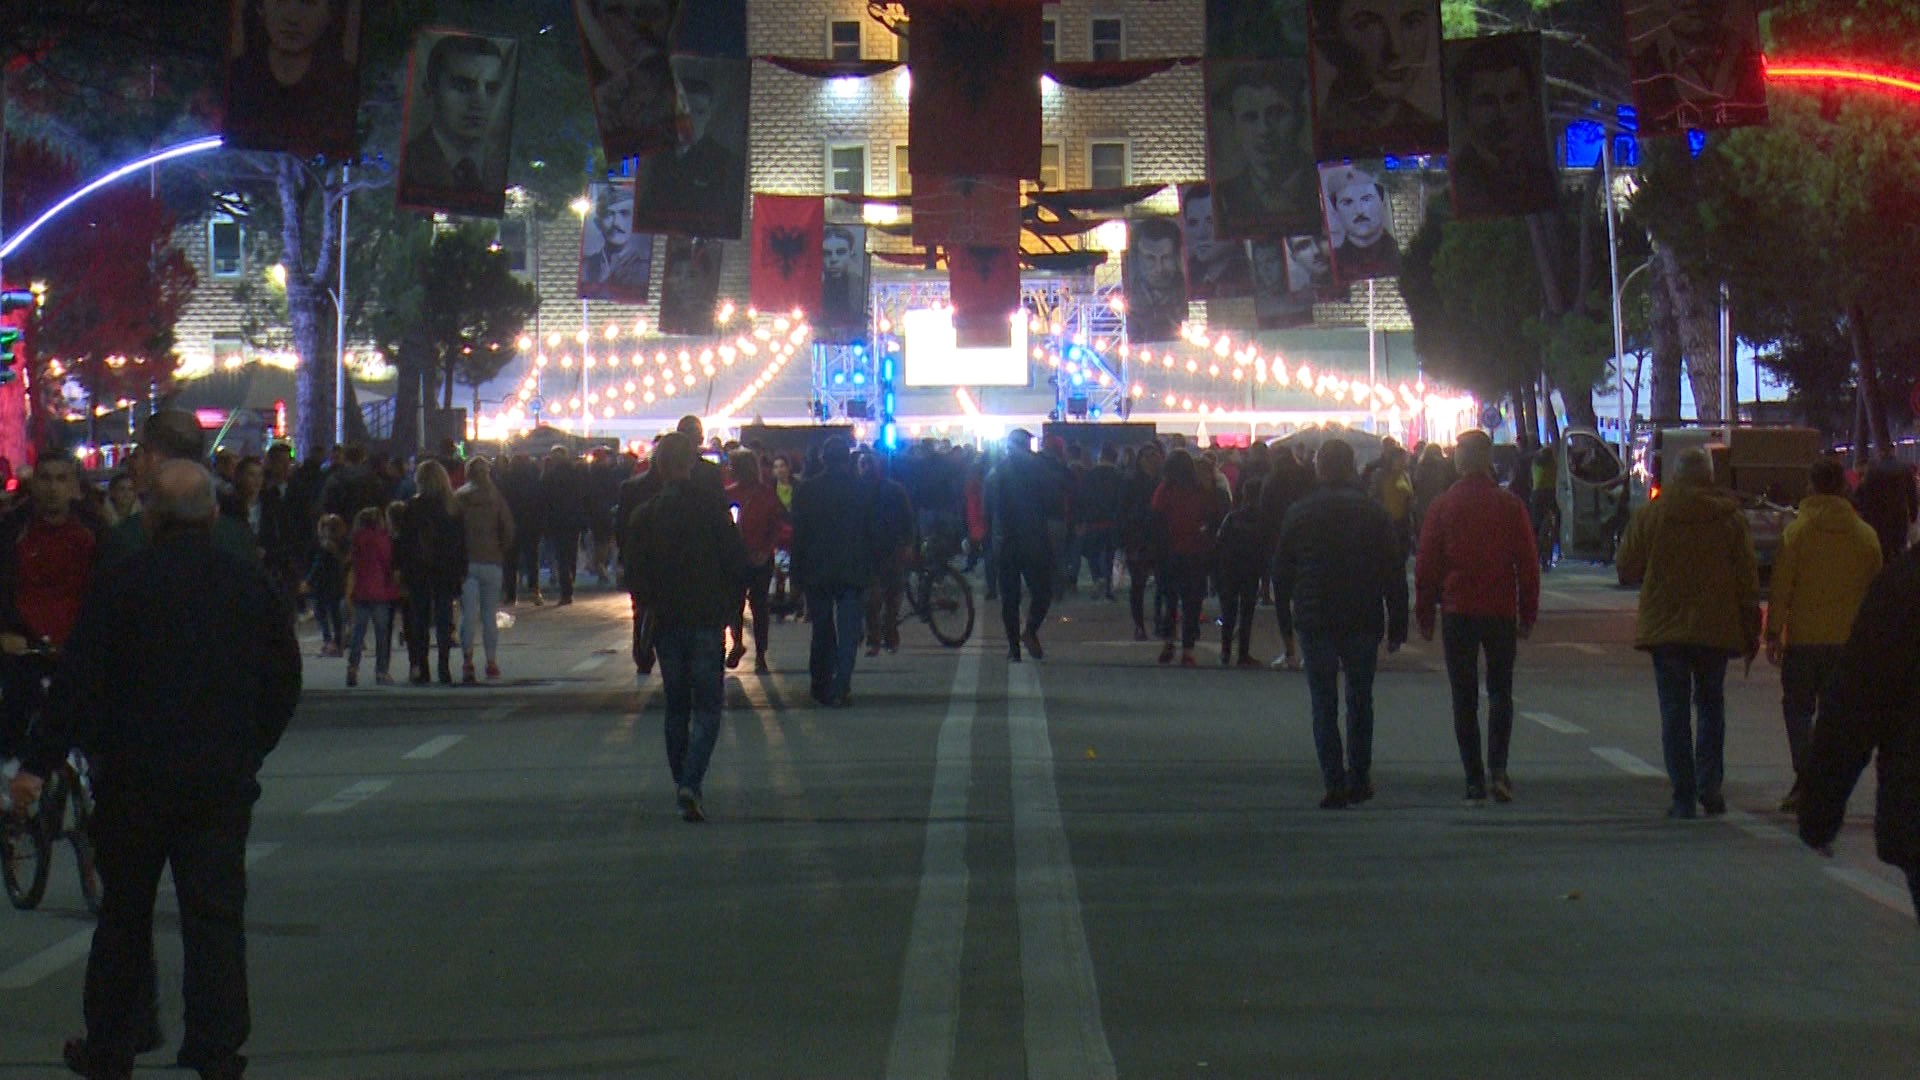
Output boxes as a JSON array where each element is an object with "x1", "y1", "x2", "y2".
[
  {"x1": 398, "y1": 459, "x2": 466, "y2": 685},
  {"x1": 453, "y1": 456, "x2": 515, "y2": 683},
  {"x1": 727, "y1": 450, "x2": 785, "y2": 672},
  {"x1": 1151, "y1": 449, "x2": 1221, "y2": 667}
]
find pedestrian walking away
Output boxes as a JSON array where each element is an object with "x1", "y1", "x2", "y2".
[
  {"x1": 453, "y1": 456, "x2": 516, "y2": 683},
  {"x1": 626, "y1": 433, "x2": 748, "y2": 822},
  {"x1": 1764, "y1": 457, "x2": 1882, "y2": 812},
  {"x1": 344, "y1": 505, "x2": 401, "y2": 687},
  {"x1": 10, "y1": 460, "x2": 302, "y2": 1080},
  {"x1": 1272, "y1": 438, "x2": 1409, "y2": 809},
  {"x1": 1413, "y1": 430, "x2": 1539, "y2": 804},
  {"x1": 1215, "y1": 476, "x2": 1271, "y2": 668},
  {"x1": 1151, "y1": 449, "x2": 1221, "y2": 667},
  {"x1": 790, "y1": 436, "x2": 874, "y2": 705},
  {"x1": 1616, "y1": 447, "x2": 1761, "y2": 819},
  {"x1": 987, "y1": 429, "x2": 1064, "y2": 662},
  {"x1": 398, "y1": 460, "x2": 467, "y2": 685}
]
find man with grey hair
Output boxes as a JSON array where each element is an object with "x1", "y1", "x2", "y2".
[
  {"x1": 11, "y1": 460, "x2": 301, "y2": 1079},
  {"x1": 1414, "y1": 431, "x2": 1539, "y2": 803},
  {"x1": 1617, "y1": 446, "x2": 1761, "y2": 819}
]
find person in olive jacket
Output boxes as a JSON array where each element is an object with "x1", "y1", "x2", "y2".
[
  {"x1": 626, "y1": 432, "x2": 747, "y2": 823},
  {"x1": 1616, "y1": 447, "x2": 1761, "y2": 819},
  {"x1": 1797, "y1": 545, "x2": 1920, "y2": 922}
]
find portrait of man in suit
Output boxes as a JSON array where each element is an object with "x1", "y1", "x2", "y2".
[
  {"x1": 1320, "y1": 162, "x2": 1402, "y2": 284},
  {"x1": 1309, "y1": 0, "x2": 1447, "y2": 158},
  {"x1": 1179, "y1": 184, "x2": 1253, "y2": 302},
  {"x1": 1124, "y1": 217, "x2": 1189, "y2": 344},
  {"x1": 397, "y1": 31, "x2": 519, "y2": 217},
  {"x1": 1205, "y1": 60, "x2": 1323, "y2": 239},
  {"x1": 1445, "y1": 33, "x2": 1559, "y2": 219},
  {"x1": 633, "y1": 56, "x2": 749, "y2": 240},
  {"x1": 1624, "y1": 0, "x2": 1768, "y2": 135}
]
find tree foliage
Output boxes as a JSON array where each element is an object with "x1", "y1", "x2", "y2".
[{"x1": 401, "y1": 223, "x2": 539, "y2": 410}]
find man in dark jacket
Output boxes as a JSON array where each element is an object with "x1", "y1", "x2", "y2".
[
  {"x1": 790, "y1": 437, "x2": 873, "y2": 705},
  {"x1": 498, "y1": 454, "x2": 546, "y2": 605},
  {"x1": 542, "y1": 447, "x2": 589, "y2": 604},
  {"x1": 1260, "y1": 445, "x2": 1311, "y2": 668},
  {"x1": 1119, "y1": 442, "x2": 1170, "y2": 641},
  {"x1": 1798, "y1": 545, "x2": 1920, "y2": 922},
  {"x1": 11, "y1": 461, "x2": 301, "y2": 1080},
  {"x1": 1273, "y1": 438, "x2": 1409, "y2": 808},
  {"x1": 987, "y1": 429, "x2": 1065, "y2": 662},
  {"x1": 1854, "y1": 449, "x2": 1918, "y2": 565},
  {"x1": 627, "y1": 433, "x2": 746, "y2": 823},
  {"x1": 1076, "y1": 446, "x2": 1125, "y2": 600},
  {"x1": 860, "y1": 452, "x2": 916, "y2": 656}
]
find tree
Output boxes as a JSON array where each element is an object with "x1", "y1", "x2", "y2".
[
  {"x1": 1631, "y1": 0, "x2": 1920, "y2": 454},
  {"x1": 400, "y1": 222, "x2": 539, "y2": 415},
  {"x1": 0, "y1": 137, "x2": 195, "y2": 444}
]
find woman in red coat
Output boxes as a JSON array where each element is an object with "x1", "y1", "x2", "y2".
[
  {"x1": 1151, "y1": 449, "x2": 1221, "y2": 667},
  {"x1": 728, "y1": 450, "x2": 787, "y2": 673}
]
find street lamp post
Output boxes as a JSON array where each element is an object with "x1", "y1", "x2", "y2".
[{"x1": 1602, "y1": 136, "x2": 1629, "y2": 458}]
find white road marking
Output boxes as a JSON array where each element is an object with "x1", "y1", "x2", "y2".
[
  {"x1": 403, "y1": 735, "x2": 467, "y2": 761},
  {"x1": 1522, "y1": 710, "x2": 1588, "y2": 735},
  {"x1": 1824, "y1": 866, "x2": 1917, "y2": 918},
  {"x1": 0, "y1": 844, "x2": 284, "y2": 990},
  {"x1": 1008, "y1": 661, "x2": 1118, "y2": 1080},
  {"x1": 1541, "y1": 588, "x2": 1578, "y2": 604},
  {"x1": 885, "y1": 642, "x2": 982, "y2": 1080},
  {"x1": 571, "y1": 654, "x2": 608, "y2": 673},
  {"x1": 1541, "y1": 642, "x2": 1606, "y2": 656},
  {"x1": 1590, "y1": 747, "x2": 1665, "y2": 779},
  {"x1": 302, "y1": 779, "x2": 393, "y2": 815},
  {"x1": 1723, "y1": 809, "x2": 1793, "y2": 843}
]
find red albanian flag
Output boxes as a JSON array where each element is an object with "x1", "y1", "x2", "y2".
[
  {"x1": 948, "y1": 245, "x2": 1022, "y2": 348},
  {"x1": 749, "y1": 195, "x2": 825, "y2": 316},
  {"x1": 907, "y1": 0, "x2": 1044, "y2": 180}
]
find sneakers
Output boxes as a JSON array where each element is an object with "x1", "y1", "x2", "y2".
[
  {"x1": 461, "y1": 660, "x2": 477, "y2": 685},
  {"x1": 1319, "y1": 787, "x2": 1350, "y2": 810},
  {"x1": 1178, "y1": 650, "x2": 1197, "y2": 668},
  {"x1": 1465, "y1": 782, "x2": 1489, "y2": 804},
  {"x1": 485, "y1": 661, "x2": 501, "y2": 680},
  {"x1": 530, "y1": 589, "x2": 545, "y2": 607},
  {"x1": 1269, "y1": 653, "x2": 1302, "y2": 671},
  {"x1": 676, "y1": 787, "x2": 705, "y2": 823},
  {"x1": 345, "y1": 665, "x2": 358, "y2": 688},
  {"x1": 1348, "y1": 780, "x2": 1375, "y2": 805},
  {"x1": 1700, "y1": 792, "x2": 1727, "y2": 817},
  {"x1": 1157, "y1": 643, "x2": 1175, "y2": 665},
  {"x1": 865, "y1": 644, "x2": 882, "y2": 658},
  {"x1": 1023, "y1": 630, "x2": 1045, "y2": 661},
  {"x1": 1490, "y1": 772, "x2": 1514, "y2": 804},
  {"x1": 376, "y1": 672, "x2": 395, "y2": 686}
]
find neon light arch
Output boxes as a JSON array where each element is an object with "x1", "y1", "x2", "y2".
[
  {"x1": 0, "y1": 136, "x2": 225, "y2": 262},
  {"x1": 1766, "y1": 59, "x2": 1920, "y2": 98}
]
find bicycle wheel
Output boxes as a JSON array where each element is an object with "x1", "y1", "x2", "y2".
[
  {"x1": 3, "y1": 783, "x2": 54, "y2": 911},
  {"x1": 923, "y1": 567, "x2": 975, "y2": 648}
]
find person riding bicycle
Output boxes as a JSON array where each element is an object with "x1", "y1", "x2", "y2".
[{"x1": 0, "y1": 451, "x2": 100, "y2": 761}]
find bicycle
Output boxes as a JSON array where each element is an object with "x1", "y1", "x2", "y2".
[
  {"x1": 894, "y1": 528, "x2": 975, "y2": 648},
  {"x1": 2, "y1": 641, "x2": 102, "y2": 914}
]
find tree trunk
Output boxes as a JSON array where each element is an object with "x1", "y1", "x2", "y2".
[
  {"x1": 1558, "y1": 374, "x2": 1599, "y2": 429},
  {"x1": 278, "y1": 164, "x2": 334, "y2": 454},
  {"x1": 1846, "y1": 301, "x2": 1891, "y2": 460},
  {"x1": 1513, "y1": 382, "x2": 1537, "y2": 444},
  {"x1": 1659, "y1": 250, "x2": 1721, "y2": 422},
  {"x1": 1649, "y1": 250, "x2": 1684, "y2": 423},
  {"x1": 1539, "y1": 370, "x2": 1563, "y2": 443},
  {"x1": 390, "y1": 328, "x2": 431, "y2": 453},
  {"x1": 442, "y1": 356, "x2": 456, "y2": 411}
]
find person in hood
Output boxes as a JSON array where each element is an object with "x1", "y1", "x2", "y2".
[
  {"x1": 1764, "y1": 457, "x2": 1882, "y2": 812},
  {"x1": 1616, "y1": 447, "x2": 1761, "y2": 819}
]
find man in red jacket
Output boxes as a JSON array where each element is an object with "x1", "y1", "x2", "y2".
[{"x1": 1414, "y1": 430, "x2": 1540, "y2": 803}]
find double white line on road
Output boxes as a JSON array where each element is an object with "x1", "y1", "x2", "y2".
[{"x1": 885, "y1": 648, "x2": 1116, "y2": 1080}]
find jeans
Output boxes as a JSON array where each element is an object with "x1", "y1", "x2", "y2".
[
  {"x1": 1442, "y1": 614, "x2": 1518, "y2": 786},
  {"x1": 1161, "y1": 553, "x2": 1207, "y2": 650},
  {"x1": 518, "y1": 533, "x2": 544, "y2": 595},
  {"x1": 866, "y1": 551, "x2": 907, "y2": 649},
  {"x1": 1300, "y1": 631, "x2": 1381, "y2": 793},
  {"x1": 348, "y1": 601, "x2": 394, "y2": 674},
  {"x1": 1780, "y1": 645, "x2": 1844, "y2": 778},
  {"x1": 407, "y1": 582, "x2": 457, "y2": 675},
  {"x1": 313, "y1": 587, "x2": 344, "y2": 646},
  {"x1": 87, "y1": 788, "x2": 252, "y2": 1077},
  {"x1": 999, "y1": 539, "x2": 1053, "y2": 646},
  {"x1": 1080, "y1": 526, "x2": 1117, "y2": 594},
  {"x1": 656, "y1": 625, "x2": 725, "y2": 796},
  {"x1": 1128, "y1": 556, "x2": 1172, "y2": 637},
  {"x1": 1651, "y1": 645, "x2": 1730, "y2": 807},
  {"x1": 1219, "y1": 572, "x2": 1259, "y2": 658},
  {"x1": 548, "y1": 528, "x2": 580, "y2": 600},
  {"x1": 806, "y1": 585, "x2": 865, "y2": 703},
  {"x1": 736, "y1": 563, "x2": 774, "y2": 658},
  {"x1": 460, "y1": 563, "x2": 504, "y2": 662}
]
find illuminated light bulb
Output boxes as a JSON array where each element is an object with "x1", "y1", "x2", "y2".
[
  {"x1": 546, "y1": 332, "x2": 562, "y2": 348},
  {"x1": 623, "y1": 400, "x2": 636, "y2": 411},
  {"x1": 624, "y1": 380, "x2": 636, "y2": 393},
  {"x1": 574, "y1": 330, "x2": 589, "y2": 345},
  {"x1": 587, "y1": 392, "x2": 600, "y2": 404},
  {"x1": 569, "y1": 397, "x2": 581, "y2": 409},
  {"x1": 631, "y1": 355, "x2": 643, "y2": 368},
  {"x1": 536, "y1": 355, "x2": 549, "y2": 368},
  {"x1": 603, "y1": 406, "x2": 615, "y2": 418},
  {"x1": 1213, "y1": 337, "x2": 1232, "y2": 357},
  {"x1": 643, "y1": 375, "x2": 655, "y2": 387},
  {"x1": 1185, "y1": 360, "x2": 1199, "y2": 374},
  {"x1": 1231, "y1": 369, "x2": 1244, "y2": 381},
  {"x1": 1162, "y1": 356, "x2": 1174, "y2": 369},
  {"x1": 584, "y1": 356, "x2": 597, "y2": 369},
  {"x1": 605, "y1": 324, "x2": 619, "y2": 341},
  {"x1": 682, "y1": 374, "x2": 695, "y2": 386},
  {"x1": 1164, "y1": 393, "x2": 1177, "y2": 406},
  {"x1": 644, "y1": 391, "x2": 657, "y2": 404},
  {"x1": 561, "y1": 356, "x2": 574, "y2": 369},
  {"x1": 516, "y1": 335, "x2": 533, "y2": 351},
  {"x1": 1208, "y1": 364, "x2": 1221, "y2": 378},
  {"x1": 1182, "y1": 398, "x2": 1194, "y2": 410}
]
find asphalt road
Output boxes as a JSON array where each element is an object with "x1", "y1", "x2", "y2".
[{"x1": 3, "y1": 563, "x2": 1916, "y2": 1079}]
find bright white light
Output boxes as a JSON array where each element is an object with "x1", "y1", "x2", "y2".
[
  {"x1": 863, "y1": 203, "x2": 901, "y2": 225},
  {"x1": 0, "y1": 136, "x2": 224, "y2": 261},
  {"x1": 1092, "y1": 220, "x2": 1130, "y2": 253},
  {"x1": 1041, "y1": 75, "x2": 1058, "y2": 94},
  {"x1": 901, "y1": 309, "x2": 1030, "y2": 388},
  {"x1": 895, "y1": 68, "x2": 912, "y2": 100},
  {"x1": 831, "y1": 76, "x2": 862, "y2": 100}
]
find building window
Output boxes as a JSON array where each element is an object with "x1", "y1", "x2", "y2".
[
  {"x1": 212, "y1": 333, "x2": 246, "y2": 366},
  {"x1": 1090, "y1": 17, "x2": 1124, "y2": 62},
  {"x1": 1041, "y1": 17, "x2": 1058, "y2": 63},
  {"x1": 829, "y1": 20, "x2": 862, "y2": 61},
  {"x1": 209, "y1": 217, "x2": 244, "y2": 278},
  {"x1": 1039, "y1": 144, "x2": 1063, "y2": 191},
  {"x1": 828, "y1": 143, "x2": 868, "y2": 197},
  {"x1": 496, "y1": 219, "x2": 529, "y2": 275},
  {"x1": 893, "y1": 144, "x2": 911, "y2": 195},
  {"x1": 1089, "y1": 141, "x2": 1128, "y2": 189}
]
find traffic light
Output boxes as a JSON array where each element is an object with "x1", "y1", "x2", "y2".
[{"x1": 0, "y1": 289, "x2": 31, "y2": 386}]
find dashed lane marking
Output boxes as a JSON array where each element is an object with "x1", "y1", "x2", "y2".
[
  {"x1": 402, "y1": 735, "x2": 467, "y2": 761},
  {"x1": 1590, "y1": 747, "x2": 1665, "y2": 779},
  {"x1": 1824, "y1": 866, "x2": 1916, "y2": 918},
  {"x1": 1522, "y1": 710, "x2": 1588, "y2": 735},
  {"x1": 302, "y1": 779, "x2": 393, "y2": 815}
]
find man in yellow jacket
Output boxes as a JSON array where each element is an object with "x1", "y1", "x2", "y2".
[
  {"x1": 1617, "y1": 448, "x2": 1761, "y2": 819},
  {"x1": 1765, "y1": 458, "x2": 1882, "y2": 812}
]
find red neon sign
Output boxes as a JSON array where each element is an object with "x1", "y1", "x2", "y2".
[{"x1": 1766, "y1": 59, "x2": 1920, "y2": 98}]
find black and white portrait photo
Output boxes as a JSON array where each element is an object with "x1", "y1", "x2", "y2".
[
  {"x1": 1308, "y1": 0, "x2": 1447, "y2": 158},
  {"x1": 1204, "y1": 60, "x2": 1324, "y2": 239},
  {"x1": 1320, "y1": 162, "x2": 1402, "y2": 284},
  {"x1": 1123, "y1": 217, "x2": 1189, "y2": 344},
  {"x1": 573, "y1": 0, "x2": 683, "y2": 163},
  {"x1": 222, "y1": 0, "x2": 365, "y2": 158},
  {"x1": 578, "y1": 182, "x2": 654, "y2": 303},
  {"x1": 1444, "y1": 33, "x2": 1558, "y2": 219},
  {"x1": 817, "y1": 224, "x2": 869, "y2": 340},
  {"x1": 1179, "y1": 184, "x2": 1253, "y2": 302},
  {"x1": 396, "y1": 30, "x2": 520, "y2": 218},
  {"x1": 1624, "y1": 0, "x2": 1768, "y2": 136},
  {"x1": 657, "y1": 237, "x2": 724, "y2": 337},
  {"x1": 1251, "y1": 240, "x2": 1311, "y2": 330},
  {"x1": 632, "y1": 56, "x2": 750, "y2": 240}
]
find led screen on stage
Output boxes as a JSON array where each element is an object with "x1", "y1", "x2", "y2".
[{"x1": 902, "y1": 308, "x2": 1030, "y2": 388}]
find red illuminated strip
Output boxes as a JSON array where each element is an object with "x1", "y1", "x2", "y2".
[{"x1": 1766, "y1": 61, "x2": 1920, "y2": 97}]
